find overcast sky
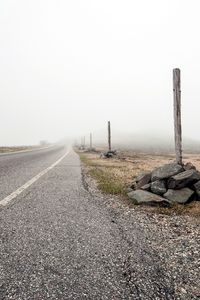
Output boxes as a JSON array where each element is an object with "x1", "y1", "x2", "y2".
[{"x1": 0, "y1": 0, "x2": 200, "y2": 146}]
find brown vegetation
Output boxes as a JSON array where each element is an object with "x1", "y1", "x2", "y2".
[{"x1": 0, "y1": 146, "x2": 36, "y2": 153}]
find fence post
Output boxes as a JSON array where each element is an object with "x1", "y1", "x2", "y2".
[
  {"x1": 83, "y1": 136, "x2": 85, "y2": 149},
  {"x1": 173, "y1": 68, "x2": 182, "y2": 165},
  {"x1": 108, "y1": 121, "x2": 111, "y2": 151},
  {"x1": 90, "y1": 133, "x2": 92, "y2": 150}
]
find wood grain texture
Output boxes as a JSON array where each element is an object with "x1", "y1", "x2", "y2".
[{"x1": 173, "y1": 68, "x2": 182, "y2": 165}]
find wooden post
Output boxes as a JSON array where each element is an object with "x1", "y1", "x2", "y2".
[
  {"x1": 83, "y1": 136, "x2": 85, "y2": 149},
  {"x1": 90, "y1": 133, "x2": 92, "y2": 150},
  {"x1": 173, "y1": 68, "x2": 182, "y2": 165},
  {"x1": 108, "y1": 121, "x2": 111, "y2": 151}
]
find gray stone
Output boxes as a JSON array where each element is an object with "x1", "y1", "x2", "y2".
[
  {"x1": 136, "y1": 172, "x2": 151, "y2": 188},
  {"x1": 140, "y1": 183, "x2": 151, "y2": 191},
  {"x1": 151, "y1": 163, "x2": 183, "y2": 181},
  {"x1": 168, "y1": 169, "x2": 200, "y2": 189},
  {"x1": 151, "y1": 180, "x2": 167, "y2": 195},
  {"x1": 184, "y1": 162, "x2": 196, "y2": 171},
  {"x1": 128, "y1": 190, "x2": 169, "y2": 206},
  {"x1": 126, "y1": 187, "x2": 133, "y2": 193},
  {"x1": 164, "y1": 188, "x2": 194, "y2": 204},
  {"x1": 130, "y1": 181, "x2": 137, "y2": 190},
  {"x1": 193, "y1": 180, "x2": 200, "y2": 198},
  {"x1": 194, "y1": 180, "x2": 200, "y2": 191}
]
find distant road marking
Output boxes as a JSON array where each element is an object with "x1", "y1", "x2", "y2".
[{"x1": 0, "y1": 150, "x2": 70, "y2": 207}]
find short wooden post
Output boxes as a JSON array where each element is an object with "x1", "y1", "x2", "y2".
[
  {"x1": 83, "y1": 136, "x2": 85, "y2": 149},
  {"x1": 90, "y1": 133, "x2": 92, "y2": 150},
  {"x1": 108, "y1": 121, "x2": 111, "y2": 151},
  {"x1": 173, "y1": 68, "x2": 182, "y2": 165}
]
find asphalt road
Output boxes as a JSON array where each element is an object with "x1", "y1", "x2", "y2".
[
  {"x1": 0, "y1": 145, "x2": 199, "y2": 299},
  {"x1": 0, "y1": 145, "x2": 129, "y2": 299}
]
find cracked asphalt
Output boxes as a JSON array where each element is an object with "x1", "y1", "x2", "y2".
[{"x1": 0, "y1": 145, "x2": 199, "y2": 299}]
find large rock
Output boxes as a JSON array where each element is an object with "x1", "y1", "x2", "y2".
[
  {"x1": 151, "y1": 180, "x2": 167, "y2": 195},
  {"x1": 135, "y1": 172, "x2": 151, "y2": 189},
  {"x1": 164, "y1": 188, "x2": 194, "y2": 204},
  {"x1": 128, "y1": 190, "x2": 169, "y2": 206},
  {"x1": 168, "y1": 169, "x2": 200, "y2": 189},
  {"x1": 151, "y1": 163, "x2": 183, "y2": 181}
]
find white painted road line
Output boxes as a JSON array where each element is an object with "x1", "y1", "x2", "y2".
[{"x1": 0, "y1": 150, "x2": 70, "y2": 207}]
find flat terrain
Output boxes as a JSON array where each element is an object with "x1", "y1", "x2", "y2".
[{"x1": 0, "y1": 146, "x2": 199, "y2": 299}]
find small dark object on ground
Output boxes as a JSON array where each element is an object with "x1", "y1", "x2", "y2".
[
  {"x1": 79, "y1": 146, "x2": 85, "y2": 150},
  {"x1": 100, "y1": 150, "x2": 117, "y2": 158}
]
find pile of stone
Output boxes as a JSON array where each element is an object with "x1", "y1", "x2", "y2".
[
  {"x1": 100, "y1": 150, "x2": 117, "y2": 158},
  {"x1": 128, "y1": 162, "x2": 200, "y2": 206}
]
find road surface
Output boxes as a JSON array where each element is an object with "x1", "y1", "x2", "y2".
[{"x1": 0, "y1": 145, "x2": 199, "y2": 299}]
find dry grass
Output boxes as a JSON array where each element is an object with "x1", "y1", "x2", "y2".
[
  {"x1": 78, "y1": 151, "x2": 173, "y2": 195},
  {"x1": 0, "y1": 146, "x2": 36, "y2": 153},
  {"x1": 79, "y1": 150, "x2": 174, "y2": 188},
  {"x1": 79, "y1": 153, "x2": 128, "y2": 195},
  {"x1": 0, "y1": 145, "x2": 43, "y2": 154},
  {"x1": 78, "y1": 150, "x2": 200, "y2": 216}
]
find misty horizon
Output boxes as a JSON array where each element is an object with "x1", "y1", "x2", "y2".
[{"x1": 1, "y1": 1, "x2": 200, "y2": 147}]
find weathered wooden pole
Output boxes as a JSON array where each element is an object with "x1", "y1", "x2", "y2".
[
  {"x1": 108, "y1": 121, "x2": 111, "y2": 151},
  {"x1": 173, "y1": 68, "x2": 182, "y2": 165},
  {"x1": 90, "y1": 133, "x2": 92, "y2": 150},
  {"x1": 83, "y1": 136, "x2": 85, "y2": 149}
]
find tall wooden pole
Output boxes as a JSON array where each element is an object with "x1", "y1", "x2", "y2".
[
  {"x1": 173, "y1": 68, "x2": 182, "y2": 165},
  {"x1": 108, "y1": 121, "x2": 111, "y2": 151},
  {"x1": 90, "y1": 133, "x2": 92, "y2": 150}
]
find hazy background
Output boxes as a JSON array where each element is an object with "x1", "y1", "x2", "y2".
[{"x1": 0, "y1": 0, "x2": 200, "y2": 150}]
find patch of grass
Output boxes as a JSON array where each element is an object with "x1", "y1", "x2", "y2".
[
  {"x1": 0, "y1": 146, "x2": 31, "y2": 153},
  {"x1": 0, "y1": 146, "x2": 39, "y2": 153},
  {"x1": 89, "y1": 168, "x2": 126, "y2": 195},
  {"x1": 79, "y1": 153, "x2": 92, "y2": 165},
  {"x1": 78, "y1": 152, "x2": 128, "y2": 195}
]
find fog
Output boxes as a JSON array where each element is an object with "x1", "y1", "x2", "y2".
[{"x1": 1, "y1": 1, "x2": 200, "y2": 150}]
